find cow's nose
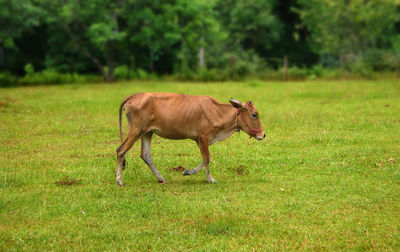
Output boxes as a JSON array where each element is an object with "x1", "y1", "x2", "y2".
[{"x1": 256, "y1": 132, "x2": 266, "y2": 140}]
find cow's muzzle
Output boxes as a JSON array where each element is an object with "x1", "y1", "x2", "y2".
[{"x1": 255, "y1": 132, "x2": 266, "y2": 141}]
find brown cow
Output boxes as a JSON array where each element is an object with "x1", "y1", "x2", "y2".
[{"x1": 116, "y1": 92, "x2": 265, "y2": 185}]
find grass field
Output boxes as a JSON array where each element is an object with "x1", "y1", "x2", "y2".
[{"x1": 1, "y1": 80, "x2": 399, "y2": 250}]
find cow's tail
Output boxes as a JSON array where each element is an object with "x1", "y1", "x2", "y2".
[{"x1": 119, "y1": 96, "x2": 131, "y2": 142}]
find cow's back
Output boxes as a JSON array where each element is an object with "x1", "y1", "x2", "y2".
[{"x1": 125, "y1": 92, "x2": 219, "y2": 139}]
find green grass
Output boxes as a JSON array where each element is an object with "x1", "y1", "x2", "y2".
[{"x1": 1, "y1": 80, "x2": 399, "y2": 250}]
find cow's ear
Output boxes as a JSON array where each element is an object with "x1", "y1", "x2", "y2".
[{"x1": 230, "y1": 98, "x2": 242, "y2": 109}]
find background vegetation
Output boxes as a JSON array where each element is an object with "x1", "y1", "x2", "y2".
[
  {"x1": 1, "y1": 0, "x2": 400, "y2": 85},
  {"x1": 1, "y1": 1, "x2": 399, "y2": 249},
  {"x1": 1, "y1": 80, "x2": 399, "y2": 250}
]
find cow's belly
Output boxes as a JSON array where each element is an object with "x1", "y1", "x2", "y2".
[{"x1": 151, "y1": 128, "x2": 195, "y2": 140}]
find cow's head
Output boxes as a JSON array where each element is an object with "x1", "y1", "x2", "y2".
[{"x1": 230, "y1": 98, "x2": 266, "y2": 140}]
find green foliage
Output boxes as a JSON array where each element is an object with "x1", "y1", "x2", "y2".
[
  {"x1": 296, "y1": 0, "x2": 400, "y2": 68},
  {"x1": 136, "y1": 68, "x2": 149, "y2": 79},
  {"x1": 0, "y1": 71, "x2": 14, "y2": 85},
  {"x1": 0, "y1": 0, "x2": 43, "y2": 48},
  {"x1": 36, "y1": 0, "x2": 129, "y2": 81},
  {"x1": 1, "y1": 0, "x2": 399, "y2": 80},
  {"x1": 286, "y1": 66, "x2": 309, "y2": 80},
  {"x1": 195, "y1": 69, "x2": 223, "y2": 82},
  {"x1": 24, "y1": 63, "x2": 35, "y2": 76},
  {"x1": 113, "y1": 65, "x2": 130, "y2": 80},
  {"x1": 1, "y1": 81, "x2": 400, "y2": 250},
  {"x1": 259, "y1": 68, "x2": 283, "y2": 80},
  {"x1": 215, "y1": 0, "x2": 282, "y2": 51},
  {"x1": 351, "y1": 59, "x2": 374, "y2": 77},
  {"x1": 309, "y1": 64, "x2": 325, "y2": 78},
  {"x1": 17, "y1": 69, "x2": 101, "y2": 85},
  {"x1": 392, "y1": 34, "x2": 400, "y2": 54},
  {"x1": 364, "y1": 49, "x2": 400, "y2": 72}
]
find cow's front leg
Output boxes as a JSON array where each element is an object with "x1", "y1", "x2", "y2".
[
  {"x1": 198, "y1": 138, "x2": 216, "y2": 183},
  {"x1": 183, "y1": 162, "x2": 203, "y2": 176}
]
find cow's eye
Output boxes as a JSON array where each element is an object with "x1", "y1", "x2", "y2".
[{"x1": 252, "y1": 113, "x2": 257, "y2": 119}]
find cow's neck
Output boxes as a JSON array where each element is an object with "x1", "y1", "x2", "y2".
[
  {"x1": 218, "y1": 104, "x2": 238, "y2": 130},
  {"x1": 210, "y1": 104, "x2": 238, "y2": 144}
]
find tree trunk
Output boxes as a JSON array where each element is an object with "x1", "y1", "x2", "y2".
[
  {"x1": 107, "y1": 65, "x2": 114, "y2": 82},
  {"x1": 198, "y1": 37, "x2": 205, "y2": 69},
  {"x1": 199, "y1": 46, "x2": 205, "y2": 69},
  {"x1": 105, "y1": 42, "x2": 115, "y2": 82},
  {"x1": 283, "y1": 55, "x2": 288, "y2": 81}
]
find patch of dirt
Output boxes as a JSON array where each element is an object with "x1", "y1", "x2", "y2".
[
  {"x1": 93, "y1": 153, "x2": 114, "y2": 158},
  {"x1": 0, "y1": 100, "x2": 9, "y2": 108},
  {"x1": 173, "y1": 166, "x2": 186, "y2": 171},
  {"x1": 175, "y1": 153, "x2": 196, "y2": 157},
  {"x1": 229, "y1": 165, "x2": 247, "y2": 175},
  {"x1": 158, "y1": 153, "x2": 196, "y2": 157},
  {"x1": 54, "y1": 177, "x2": 82, "y2": 186},
  {"x1": 0, "y1": 96, "x2": 19, "y2": 112}
]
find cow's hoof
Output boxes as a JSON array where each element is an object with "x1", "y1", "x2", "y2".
[
  {"x1": 158, "y1": 180, "x2": 166, "y2": 184},
  {"x1": 116, "y1": 180, "x2": 125, "y2": 187},
  {"x1": 183, "y1": 170, "x2": 191, "y2": 176},
  {"x1": 207, "y1": 178, "x2": 217, "y2": 183}
]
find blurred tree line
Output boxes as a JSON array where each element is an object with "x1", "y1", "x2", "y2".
[{"x1": 0, "y1": 0, "x2": 399, "y2": 82}]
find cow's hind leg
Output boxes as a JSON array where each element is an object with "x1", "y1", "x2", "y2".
[
  {"x1": 183, "y1": 139, "x2": 203, "y2": 176},
  {"x1": 140, "y1": 132, "x2": 166, "y2": 183},
  {"x1": 183, "y1": 162, "x2": 203, "y2": 176},
  {"x1": 116, "y1": 128, "x2": 142, "y2": 186}
]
